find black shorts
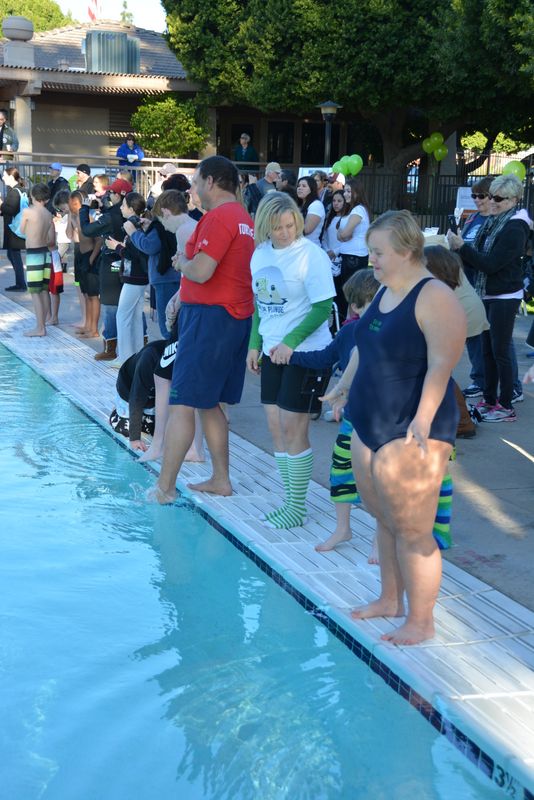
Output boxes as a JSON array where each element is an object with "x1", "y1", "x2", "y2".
[{"x1": 260, "y1": 355, "x2": 330, "y2": 414}]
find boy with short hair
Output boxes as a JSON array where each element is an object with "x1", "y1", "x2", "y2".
[{"x1": 20, "y1": 184, "x2": 55, "y2": 337}]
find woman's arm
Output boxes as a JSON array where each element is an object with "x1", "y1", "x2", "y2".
[
  {"x1": 451, "y1": 222, "x2": 528, "y2": 275},
  {"x1": 408, "y1": 282, "x2": 466, "y2": 454},
  {"x1": 269, "y1": 298, "x2": 333, "y2": 364},
  {"x1": 304, "y1": 213, "x2": 322, "y2": 235},
  {"x1": 130, "y1": 227, "x2": 161, "y2": 256},
  {"x1": 337, "y1": 212, "x2": 362, "y2": 242}
]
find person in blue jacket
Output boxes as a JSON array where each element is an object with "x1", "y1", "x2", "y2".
[{"x1": 116, "y1": 134, "x2": 145, "y2": 168}]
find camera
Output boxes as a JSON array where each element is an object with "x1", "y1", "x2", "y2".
[{"x1": 127, "y1": 215, "x2": 143, "y2": 230}]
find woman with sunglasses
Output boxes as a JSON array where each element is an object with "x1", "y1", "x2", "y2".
[
  {"x1": 457, "y1": 176, "x2": 492, "y2": 398},
  {"x1": 447, "y1": 174, "x2": 529, "y2": 422}
]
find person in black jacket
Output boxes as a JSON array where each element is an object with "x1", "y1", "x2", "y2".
[
  {"x1": 47, "y1": 162, "x2": 69, "y2": 207},
  {"x1": 79, "y1": 178, "x2": 132, "y2": 360},
  {"x1": 105, "y1": 192, "x2": 149, "y2": 364},
  {"x1": 448, "y1": 174, "x2": 529, "y2": 422},
  {"x1": 1, "y1": 166, "x2": 27, "y2": 290}
]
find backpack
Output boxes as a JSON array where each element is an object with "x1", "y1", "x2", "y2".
[{"x1": 8, "y1": 188, "x2": 29, "y2": 238}]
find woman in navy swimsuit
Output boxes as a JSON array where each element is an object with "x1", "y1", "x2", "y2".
[{"x1": 324, "y1": 211, "x2": 466, "y2": 645}]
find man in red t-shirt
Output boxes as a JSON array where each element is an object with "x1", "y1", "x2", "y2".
[{"x1": 153, "y1": 156, "x2": 255, "y2": 503}]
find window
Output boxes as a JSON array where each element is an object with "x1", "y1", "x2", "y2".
[{"x1": 267, "y1": 121, "x2": 294, "y2": 163}]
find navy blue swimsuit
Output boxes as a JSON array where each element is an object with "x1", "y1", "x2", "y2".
[{"x1": 348, "y1": 278, "x2": 458, "y2": 452}]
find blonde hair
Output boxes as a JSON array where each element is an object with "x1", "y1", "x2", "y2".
[
  {"x1": 343, "y1": 268, "x2": 380, "y2": 308},
  {"x1": 254, "y1": 191, "x2": 304, "y2": 244},
  {"x1": 367, "y1": 209, "x2": 424, "y2": 263},
  {"x1": 489, "y1": 174, "x2": 523, "y2": 202}
]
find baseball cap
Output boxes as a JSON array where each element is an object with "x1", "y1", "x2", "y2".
[
  {"x1": 108, "y1": 178, "x2": 133, "y2": 196},
  {"x1": 159, "y1": 162, "x2": 178, "y2": 177},
  {"x1": 265, "y1": 162, "x2": 282, "y2": 175},
  {"x1": 76, "y1": 163, "x2": 91, "y2": 176},
  {"x1": 50, "y1": 162, "x2": 63, "y2": 171}
]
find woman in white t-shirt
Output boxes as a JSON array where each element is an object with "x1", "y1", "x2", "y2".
[
  {"x1": 321, "y1": 189, "x2": 346, "y2": 268},
  {"x1": 336, "y1": 178, "x2": 370, "y2": 319},
  {"x1": 296, "y1": 175, "x2": 325, "y2": 246},
  {"x1": 247, "y1": 192, "x2": 335, "y2": 529}
]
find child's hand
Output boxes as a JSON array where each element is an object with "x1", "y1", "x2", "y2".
[
  {"x1": 130, "y1": 439, "x2": 148, "y2": 452},
  {"x1": 269, "y1": 343, "x2": 293, "y2": 364},
  {"x1": 319, "y1": 383, "x2": 348, "y2": 422}
]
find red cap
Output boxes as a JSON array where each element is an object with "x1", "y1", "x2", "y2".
[{"x1": 108, "y1": 178, "x2": 133, "y2": 196}]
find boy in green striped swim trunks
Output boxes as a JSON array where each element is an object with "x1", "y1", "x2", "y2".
[{"x1": 20, "y1": 184, "x2": 55, "y2": 337}]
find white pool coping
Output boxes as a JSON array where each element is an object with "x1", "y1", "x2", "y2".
[{"x1": 2, "y1": 293, "x2": 533, "y2": 798}]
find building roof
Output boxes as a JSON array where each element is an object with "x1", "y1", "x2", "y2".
[{"x1": 0, "y1": 19, "x2": 187, "y2": 79}]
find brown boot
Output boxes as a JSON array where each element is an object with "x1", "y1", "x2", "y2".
[
  {"x1": 94, "y1": 338, "x2": 117, "y2": 361},
  {"x1": 454, "y1": 380, "x2": 476, "y2": 438}
]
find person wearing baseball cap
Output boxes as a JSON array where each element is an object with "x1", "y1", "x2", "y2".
[
  {"x1": 78, "y1": 177, "x2": 133, "y2": 362},
  {"x1": 108, "y1": 178, "x2": 133, "y2": 196},
  {"x1": 48, "y1": 162, "x2": 69, "y2": 202},
  {"x1": 256, "y1": 162, "x2": 281, "y2": 197},
  {"x1": 76, "y1": 163, "x2": 94, "y2": 195}
]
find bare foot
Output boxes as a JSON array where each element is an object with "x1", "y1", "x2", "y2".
[
  {"x1": 315, "y1": 530, "x2": 352, "y2": 552},
  {"x1": 381, "y1": 619, "x2": 435, "y2": 646},
  {"x1": 73, "y1": 323, "x2": 87, "y2": 332},
  {"x1": 78, "y1": 331, "x2": 99, "y2": 338},
  {"x1": 47, "y1": 318, "x2": 59, "y2": 326},
  {"x1": 187, "y1": 477, "x2": 232, "y2": 496},
  {"x1": 23, "y1": 328, "x2": 46, "y2": 337},
  {"x1": 146, "y1": 485, "x2": 176, "y2": 505},
  {"x1": 368, "y1": 536, "x2": 379, "y2": 565},
  {"x1": 138, "y1": 446, "x2": 163, "y2": 463},
  {"x1": 184, "y1": 448, "x2": 206, "y2": 463},
  {"x1": 350, "y1": 598, "x2": 405, "y2": 620}
]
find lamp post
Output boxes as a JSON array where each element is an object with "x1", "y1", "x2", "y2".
[{"x1": 317, "y1": 100, "x2": 342, "y2": 167}]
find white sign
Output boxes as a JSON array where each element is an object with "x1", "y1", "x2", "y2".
[{"x1": 456, "y1": 186, "x2": 477, "y2": 213}]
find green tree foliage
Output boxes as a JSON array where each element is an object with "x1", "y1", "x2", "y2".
[
  {"x1": 163, "y1": 0, "x2": 534, "y2": 170},
  {"x1": 0, "y1": 0, "x2": 74, "y2": 31},
  {"x1": 130, "y1": 96, "x2": 209, "y2": 157},
  {"x1": 120, "y1": 1, "x2": 134, "y2": 25}
]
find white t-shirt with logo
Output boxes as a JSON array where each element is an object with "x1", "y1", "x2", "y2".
[
  {"x1": 304, "y1": 199, "x2": 326, "y2": 246},
  {"x1": 251, "y1": 236, "x2": 335, "y2": 354},
  {"x1": 337, "y1": 205, "x2": 369, "y2": 256}
]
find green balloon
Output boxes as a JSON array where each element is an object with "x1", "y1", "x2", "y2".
[
  {"x1": 433, "y1": 145, "x2": 448, "y2": 162},
  {"x1": 429, "y1": 131, "x2": 444, "y2": 147},
  {"x1": 422, "y1": 137, "x2": 434, "y2": 154},
  {"x1": 348, "y1": 154, "x2": 363, "y2": 175},
  {"x1": 332, "y1": 161, "x2": 343, "y2": 173},
  {"x1": 68, "y1": 174, "x2": 78, "y2": 190},
  {"x1": 503, "y1": 160, "x2": 526, "y2": 181}
]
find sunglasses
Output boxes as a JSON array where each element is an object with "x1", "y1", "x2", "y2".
[
  {"x1": 471, "y1": 193, "x2": 487, "y2": 200},
  {"x1": 489, "y1": 195, "x2": 510, "y2": 203}
]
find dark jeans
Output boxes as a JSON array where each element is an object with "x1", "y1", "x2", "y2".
[
  {"x1": 467, "y1": 333, "x2": 521, "y2": 394},
  {"x1": 7, "y1": 248, "x2": 26, "y2": 289},
  {"x1": 482, "y1": 298, "x2": 520, "y2": 409}
]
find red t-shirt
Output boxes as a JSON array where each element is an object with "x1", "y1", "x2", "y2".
[{"x1": 182, "y1": 202, "x2": 254, "y2": 319}]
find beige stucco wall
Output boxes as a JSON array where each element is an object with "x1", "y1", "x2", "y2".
[{"x1": 32, "y1": 101, "x2": 110, "y2": 156}]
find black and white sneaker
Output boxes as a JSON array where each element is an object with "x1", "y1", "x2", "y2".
[
  {"x1": 511, "y1": 388, "x2": 524, "y2": 404},
  {"x1": 463, "y1": 384, "x2": 483, "y2": 398}
]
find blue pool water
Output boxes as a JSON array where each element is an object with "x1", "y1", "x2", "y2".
[{"x1": 0, "y1": 346, "x2": 504, "y2": 799}]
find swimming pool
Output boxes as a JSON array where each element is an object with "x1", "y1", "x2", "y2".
[{"x1": 0, "y1": 346, "x2": 509, "y2": 798}]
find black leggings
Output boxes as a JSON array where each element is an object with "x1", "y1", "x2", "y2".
[{"x1": 336, "y1": 254, "x2": 369, "y2": 321}]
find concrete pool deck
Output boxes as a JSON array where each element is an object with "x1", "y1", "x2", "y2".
[{"x1": 2, "y1": 267, "x2": 534, "y2": 797}]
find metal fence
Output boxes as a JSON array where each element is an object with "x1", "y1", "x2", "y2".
[{"x1": 3, "y1": 150, "x2": 533, "y2": 234}]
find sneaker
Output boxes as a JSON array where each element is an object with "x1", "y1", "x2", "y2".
[
  {"x1": 5, "y1": 285, "x2": 26, "y2": 292},
  {"x1": 511, "y1": 389, "x2": 524, "y2": 403},
  {"x1": 475, "y1": 400, "x2": 494, "y2": 416},
  {"x1": 481, "y1": 404, "x2": 516, "y2": 423},
  {"x1": 463, "y1": 384, "x2": 483, "y2": 398}
]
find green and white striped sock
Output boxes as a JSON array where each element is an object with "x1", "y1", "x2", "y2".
[
  {"x1": 266, "y1": 449, "x2": 313, "y2": 529},
  {"x1": 266, "y1": 452, "x2": 290, "y2": 524}
]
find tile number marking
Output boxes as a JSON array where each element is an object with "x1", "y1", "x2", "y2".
[{"x1": 493, "y1": 764, "x2": 519, "y2": 797}]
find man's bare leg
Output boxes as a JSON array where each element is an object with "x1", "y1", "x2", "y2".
[
  {"x1": 185, "y1": 410, "x2": 206, "y2": 462},
  {"x1": 188, "y1": 405, "x2": 232, "y2": 495},
  {"x1": 139, "y1": 376, "x2": 170, "y2": 463},
  {"x1": 154, "y1": 404, "x2": 196, "y2": 503},
  {"x1": 24, "y1": 291, "x2": 48, "y2": 336}
]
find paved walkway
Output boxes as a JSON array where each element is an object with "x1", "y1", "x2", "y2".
[{"x1": 2, "y1": 262, "x2": 534, "y2": 797}]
